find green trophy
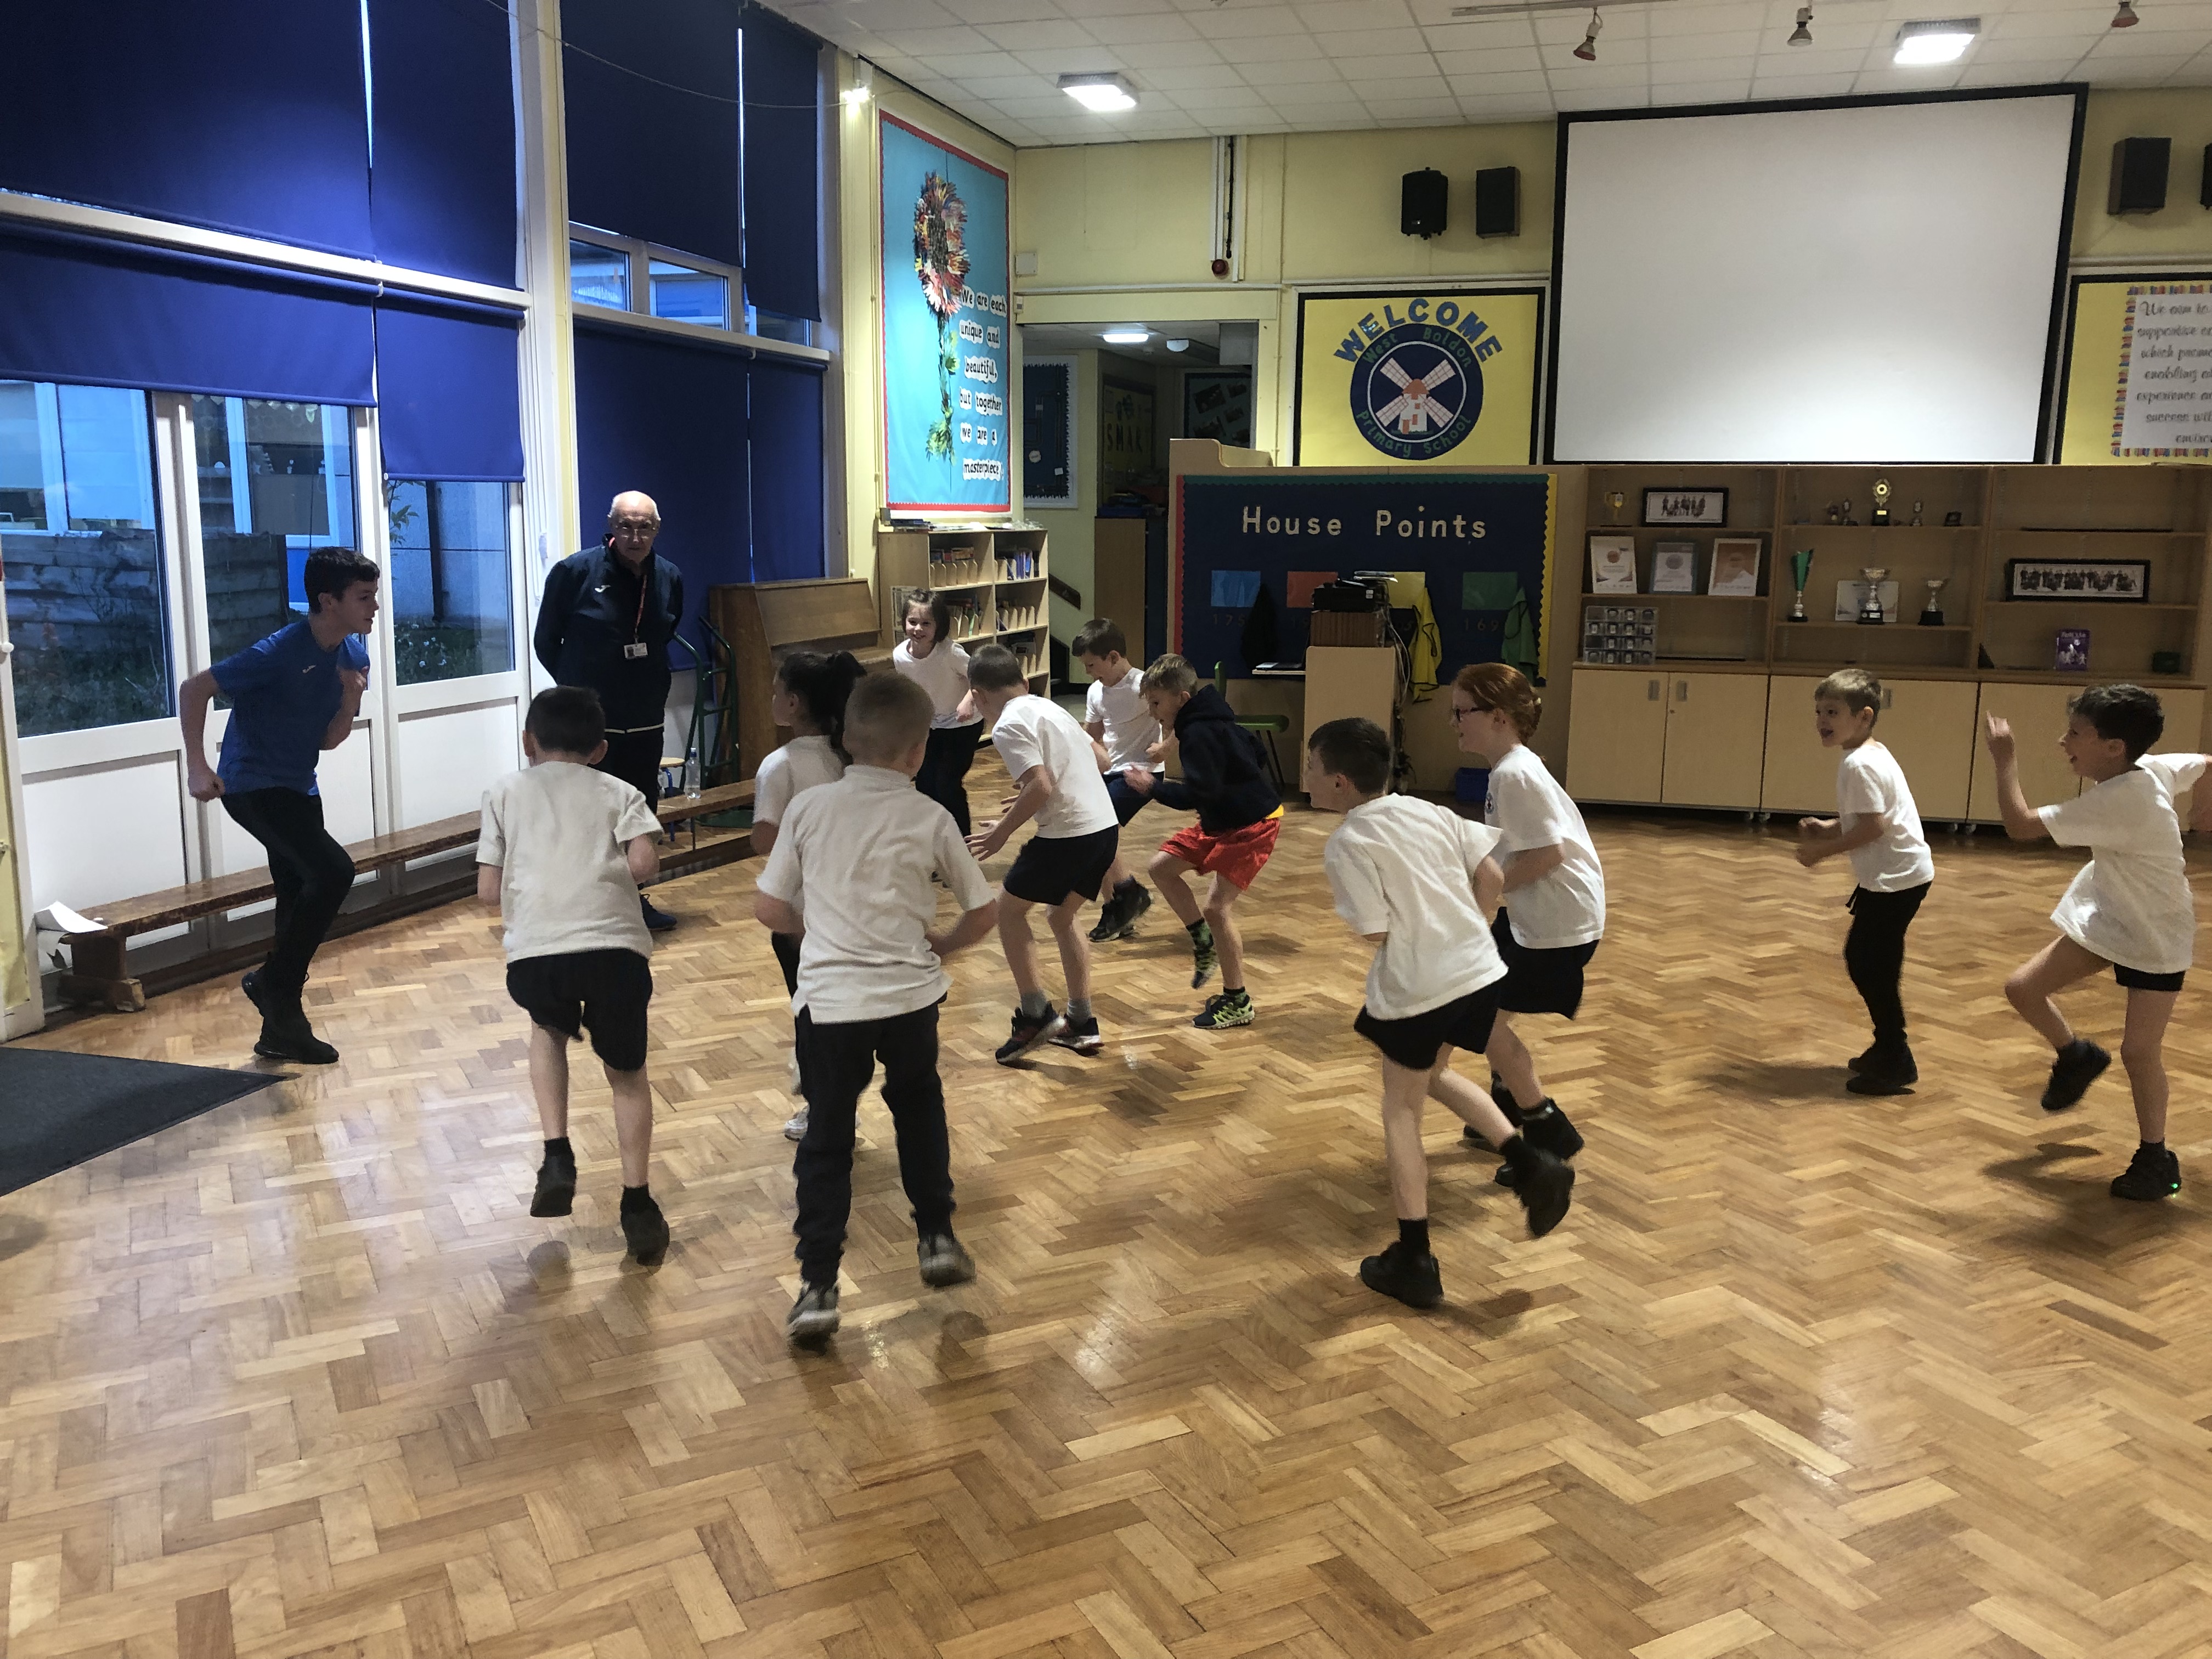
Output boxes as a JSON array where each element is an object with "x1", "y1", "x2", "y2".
[{"x1": 1788, "y1": 548, "x2": 1814, "y2": 621}]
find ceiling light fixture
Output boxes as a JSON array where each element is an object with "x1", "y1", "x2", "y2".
[
  {"x1": 1059, "y1": 72, "x2": 1138, "y2": 112},
  {"x1": 1893, "y1": 18, "x2": 1979, "y2": 63},
  {"x1": 840, "y1": 61, "x2": 873, "y2": 107},
  {"x1": 1573, "y1": 7, "x2": 1601, "y2": 60},
  {"x1": 1101, "y1": 328, "x2": 1149, "y2": 344},
  {"x1": 1165, "y1": 338, "x2": 1192, "y2": 353},
  {"x1": 1788, "y1": 4, "x2": 1813, "y2": 44},
  {"x1": 2111, "y1": 0, "x2": 2139, "y2": 25}
]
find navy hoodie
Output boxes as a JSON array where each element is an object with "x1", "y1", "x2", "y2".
[{"x1": 1152, "y1": 684, "x2": 1279, "y2": 833}]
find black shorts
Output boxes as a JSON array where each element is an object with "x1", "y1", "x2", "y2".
[
  {"x1": 1005, "y1": 825, "x2": 1119, "y2": 906},
  {"x1": 1492, "y1": 911, "x2": 1600, "y2": 1018},
  {"x1": 1355, "y1": 981, "x2": 1504, "y2": 1072},
  {"x1": 1105, "y1": 771, "x2": 1155, "y2": 826},
  {"x1": 506, "y1": 949, "x2": 652, "y2": 1071},
  {"x1": 2115, "y1": 962, "x2": 2186, "y2": 992}
]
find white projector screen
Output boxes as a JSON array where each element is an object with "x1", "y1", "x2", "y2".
[{"x1": 1550, "y1": 93, "x2": 2080, "y2": 463}]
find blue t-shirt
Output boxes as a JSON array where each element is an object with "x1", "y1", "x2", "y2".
[{"x1": 212, "y1": 621, "x2": 370, "y2": 795}]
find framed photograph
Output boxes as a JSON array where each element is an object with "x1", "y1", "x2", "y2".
[
  {"x1": 1650, "y1": 540, "x2": 1697, "y2": 593},
  {"x1": 1707, "y1": 538, "x2": 1762, "y2": 597},
  {"x1": 1589, "y1": 535, "x2": 1638, "y2": 594},
  {"x1": 2006, "y1": 558, "x2": 2150, "y2": 602},
  {"x1": 1643, "y1": 487, "x2": 1728, "y2": 527}
]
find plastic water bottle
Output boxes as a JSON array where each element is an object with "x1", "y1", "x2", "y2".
[{"x1": 682, "y1": 744, "x2": 700, "y2": 799}]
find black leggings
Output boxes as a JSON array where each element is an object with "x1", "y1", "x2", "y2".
[
  {"x1": 222, "y1": 787, "x2": 357, "y2": 1006},
  {"x1": 916, "y1": 721, "x2": 983, "y2": 834},
  {"x1": 1844, "y1": 882, "x2": 1929, "y2": 1047}
]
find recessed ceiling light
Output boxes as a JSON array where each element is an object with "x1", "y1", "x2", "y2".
[
  {"x1": 1059, "y1": 73, "x2": 1137, "y2": 112},
  {"x1": 1101, "y1": 328, "x2": 1149, "y2": 344},
  {"x1": 1893, "y1": 18, "x2": 1979, "y2": 63},
  {"x1": 1165, "y1": 338, "x2": 1192, "y2": 353}
]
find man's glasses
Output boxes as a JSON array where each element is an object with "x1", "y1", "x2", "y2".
[{"x1": 612, "y1": 520, "x2": 658, "y2": 535}]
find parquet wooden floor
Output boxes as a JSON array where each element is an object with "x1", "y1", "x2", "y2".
[{"x1": 7, "y1": 755, "x2": 2212, "y2": 1659}]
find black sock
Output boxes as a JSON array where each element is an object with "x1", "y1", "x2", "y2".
[
  {"x1": 620, "y1": 1183, "x2": 654, "y2": 1210},
  {"x1": 1398, "y1": 1217, "x2": 1430, "y2": 1254},
  {"x1": 544, "y1": 1136, "x2": 573, "y2": 1162},
  {"x1": 1224, "y1": 985, "x2": 1246, "y2": 1000},
  {"x1": 2142, "y1": 1139, "x2": 2166, "y2": 1153}
]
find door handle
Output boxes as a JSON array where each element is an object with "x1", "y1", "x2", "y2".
[
  {"x1": 1675, "y1": 680, "x2": 1688, "y2": 702},
  {"x1": 1646, "y1": 679, "x2": 1660, "y2": 701}
]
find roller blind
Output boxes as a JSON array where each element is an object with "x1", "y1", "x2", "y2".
[
  {"x1": 748, "y1": 355, "x2": 825, "y2": 581},
  {"x1": 375, "y1": 298, "x2": 524, "y2": 481},
  {"x1": 740, "y1": 5, "x2": 821, "y2": 320},
  {"x1": 368, "y1": 0, "x2": 521, "y2": 286}
]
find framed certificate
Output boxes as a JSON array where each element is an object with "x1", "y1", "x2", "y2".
[
  {"x1": 1650, "y1": 540, "x2": 1697, "y2": 593},
  {"x1": 1589, "y1": 535, "x2": 1637, "y2": 594},
  {"x1": 1707, "y1": 538, "x2": 1762, "y2": 597}
]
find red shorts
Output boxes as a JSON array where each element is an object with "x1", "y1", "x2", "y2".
[{"x1": 1159, "y1": 811, "x2": 1281, "y2": 891}]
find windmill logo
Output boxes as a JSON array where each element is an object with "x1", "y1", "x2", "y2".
[{"x1": 1348, "y1": 323, "x2": 1483, "y2": 462}]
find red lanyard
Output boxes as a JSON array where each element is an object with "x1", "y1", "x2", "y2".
[{"x1": 631, "y1": 559, "x2": 649, "y2": 645}]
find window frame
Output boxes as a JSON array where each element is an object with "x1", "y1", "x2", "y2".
[{"x1": 565, "y1": 223, "x2": 828, "y2": 365}]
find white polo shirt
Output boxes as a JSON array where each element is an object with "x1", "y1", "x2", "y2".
[
  {"x1": 1324, "y1": 794, "x2": 1510, "y2": 1020},
  {"x1": 1485, "y1": 746, "x2": 1606, "y2": 949},
  {"x1": 893, "y1": 638, "x2": 980, "y2": 731},
  {"x1": 1836, "y1": 741, "x2": 1933, "y2": 893},
  {"x1": 755, "y1": 764, "x2": 995, "y2": 1022},
  {"x1": 1086, "y1": 671, "x2": 1163, "y2": 776},
  {"x1": 988, "y1": 695, "x2": 1118, "y2": 839},
  {"x1": 2040, "y1": 752, "x2": 2205, "y2": 975},
  {"x1": 752, "y1": 734, "x2": 844, "y2": 828},
  {"x1": 477, "y1": 763, "x2": 661, "y2": 964}
]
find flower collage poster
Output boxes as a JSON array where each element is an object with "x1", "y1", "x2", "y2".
[{"x1": 880, "y1": 114, "x2": 1011, "y2": 515}]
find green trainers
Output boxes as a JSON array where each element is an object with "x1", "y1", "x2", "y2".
[
  {"x1": 1190, "y1": 934, "x2": 1218, "y2": 989},
  {"x1": 1192, "y1": 990, "x2": 1254, "y2": 1030}
]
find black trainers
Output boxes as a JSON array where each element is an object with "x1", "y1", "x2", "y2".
[
  {"x1": 1359, "y1": 1240, "x2": 1443, "y2": 1309},
  {"x1": 1050, "y1": 1016, "x2": 1103, "y2": 1056},
  {"x1": 640, "y1": 895, "x2": 678, "y2": 933},
  {"x1": 917, "y1": 1232, "x2": 976, "y2": 1286},
  {"x1": 2041, "y1": 1040, "x2": 2110, "y2": 1112},
  {"x1": 1846, "y1": 1046, "x2": 1917, "y2": 1096},
  {"x1": 254, "y1": 1014, "x2": 338, "y2": 1066},
  {"x1": 1463, "y1": 1080, "x2": 1526, "y2": 1146},
  {"x1": 1192, "y1": 990, "x2": 1254, "y2": 1030},
  {"x1": 787, "y1": 1282, "x2": 840, "y2": 1341},
  {"x1": 531, "y1": 1151, "x2": 577, "y2": 1217},
  {"x1": 996, "y1": 1006, "x2": 1065, "y2": 1063},
  {"x1": 1847, "y1": 1044, "x2": 1880, "y2": 1075},
  {"x1": 2110, "y1": 1145, "x2": 2181, "y2": 1201},
  {"x1": 1500, "y1": 1142, "x2": 1575, "y2": 1237},
  {"x1": 1493, "y1": 1100, "x2": 1584, "y2": 1186},
  {"x1": 619, "y1": 1193, "x2": 669, "y2": 1265},
  {"x1": 1087, "y1": 894, "x2": 1129, "y2": 943}
]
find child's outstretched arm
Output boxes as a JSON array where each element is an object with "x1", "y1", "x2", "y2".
[
  {"x1": 929, "y1": 898, "x2": 1000, "y2": 958},
  {"x1": 1795, "y1": 815, "x2": 1885, "y2": 867},
  {"x1": 1982, "y1": 715, "x2": 2048, "y2": 842},
  {"x1": 1474, "y1": 854, "x2": 1504, "y2": 917},
  {"x1": 968, "y1": 765, "x2": 1053, "y2": 859}
]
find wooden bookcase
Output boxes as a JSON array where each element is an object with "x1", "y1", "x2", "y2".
[
  {"x1": 874, "y1": 525, "x2": 1051, "y2": 689},
  {"x1": 1565, "y1": 464, "x2": 2212, "y2": 822}
]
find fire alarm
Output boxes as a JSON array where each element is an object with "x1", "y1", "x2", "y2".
[{"x1": 1210, "y1": 257, "x2": 1229, "y2": 278}]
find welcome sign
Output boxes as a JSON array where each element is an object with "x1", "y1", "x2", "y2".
[{"x1": 1294, "y1": 289, "x2": 1544, "y2": 468}]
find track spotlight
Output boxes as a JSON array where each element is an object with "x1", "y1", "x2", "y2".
[
  {"x1": 2112, "y1": 0, "x2": 2139, "y2": 25},
  {"x1": 1788, "y1": 5, "x2": 1813, "y2": 44},
  {"x1": 1573, "y1": 7, "x2": 1601, "y2": 60}
]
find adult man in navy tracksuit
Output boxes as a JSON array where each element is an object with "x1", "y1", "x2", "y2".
[{"x1": 534, "y1": 490, "x2": 685, "y2": 930}]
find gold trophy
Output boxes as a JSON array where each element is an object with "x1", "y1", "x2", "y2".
[
  {"x1": 1870, "y1": 478, "x2": 1892, "y2": 527},
  {"x1": 1606, "y1": 490, "x2": 1626, "y2": 525}
]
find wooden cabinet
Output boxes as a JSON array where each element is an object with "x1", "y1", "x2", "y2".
[
  {"x1": 1660, "y1": 673, "x2": 1768, "y2": 808},
  {"x1": 1762, "y1": 676, "x2": 1978, "y2": 820},
  {"x1": 1302, "y1": 646, "x2": 1398, "y2": 755},
  {"x1": 1565, "y1": 669, "x2": 1667, "y2": 803},
  {"x1": 1759, "y1": 676, "x2": 1830, "y2": 814},
  {"x1": 1092, "y1": 519, "x2": 1147, "y2": 660},
  {"x1": 873, "y1": 526, "x2": 1051, "y2": 684},
  {"x1": 1967, "y1": 682, "x2": 2082, "y2": 822}
]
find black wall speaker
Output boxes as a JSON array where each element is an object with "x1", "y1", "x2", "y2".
[
  {"x1": 1401, "y1": 168, "x2": 1447, "y2": 239},
  {"x1": 1474, "y1": 166, "x2": 1520, "y2": 238},
  {"x1": 2109, "y1": 136, "x2": 2170, "y2": 215}
]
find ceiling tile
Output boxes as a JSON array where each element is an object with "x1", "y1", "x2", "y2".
[
  {"x1": 1650, "y1": 77, "x2": 1754, "y2": 101},
  {"x1": 1554, "y1": 86, "x2": 1653, "y2": 108},
  {"x1": 1079, "y1": 11, "x2": 1205, "y2": 43},
  {"x1": 919, "y1": 48, "x2": 1036, "y2": 75},
  {"x1": 838, "y1": 0, "x2": 968, "y2": 31},
  {"x1": 879, "y1": 24, "x2": 999, "y2": 53},
  {"x1": 2088, "y1": 26, "x2": 2212, "y2": 52},
  {"x1": 1294, "y1": 0, "x2": 1420, "y2": 30},
  {"x1": 957, "y1": 73, "x2": 1064, "y2": 97},
  {"x1": 936, "y1": 0, "x2": 1069, "y2": 22},
  {"x1": 1648, "y1": 29, "x2": 1763, "y2": 60},
  {"x1": 1257, "y1": 55, "x2": 1369, "y2": 78},
  {"x1": 1367, "y1": 93, "x2": 1466, "y2": 113},
  {"x1": 1749, "y1": 68, "x2": 1859, "y2": 93},
  {"x1": 1137, "y1": 61, "x2": 1259, "y2": 87},
  {"x1": 1974, "y1": 34, "x2": 2092, "y2": 60},
  {"x1": 1444, "y1": 67, "x2": 1553, "y2": 92},
  {"x1": 1420, "y1": 18, "x2": 1538, "y2": 50},
  {"x1": 1215, "y1": 33, "x2": 1329, "y2": 61},
  {"x1": 1653, "y1": 3, "x2": 1771, "y2": 33},
  {"x1": 1536, "y1": 10, "x2": 1646, "y2": 42},
  {"x1": 1650, "y1": 52, "x2": 1757, "y2": 78},
  {"x1": 1111, "y1": 38, "x2": 1228, "y2": 64},
  {"x1": 1334, "y1": 50, "x2": 1445, "y2": 76},
  {"x1": 1434, "y1": 44, "x2": 1548, "y2": 71},
  {"x1": 1269, "y1": 78, "x2": 1367, "y2": 101},
  {"x1": 1346, "y1": 71, "x2": 1456, "y2": 94},
  {"x1": 1186, "y1": 7, "x2": 1302, "y2": 38},
  {"x1": 1560, "y1": 60, "x2": 1656, "y2": 86},
  {"x1": 1009, "y1": 44, "x2": 1134, "y2": 70},
  {"x1": 1312, "y1": 26, "x2": 1431, "y2": 50},
  {"x1": 980, "y1": 19, "x2": 1099, "y2": 47},
  {"x1": 1954, "y1": 59, "x2": 2080, "y2": 82},
  {"x1": 1457, "y1": 92, "x2": 1566, "y2": 116},
  {"x1": 1751, "y1": 46, "x2": 1875, "y2": 74},
  {"x1": 1167, "y1": 82, "x2": 1278, "y2": 107}
]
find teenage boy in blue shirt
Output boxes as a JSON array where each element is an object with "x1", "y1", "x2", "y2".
[{"x1": 180, "y1": 548, "x2": 381, "y2": 1064}]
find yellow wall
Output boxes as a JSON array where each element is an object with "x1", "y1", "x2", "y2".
[
  {"x1": 2072, "y1": 89, "x2": 2212, "y2": 264},
  {"x1": 1276, "y1": 125, "x2": 1556, "y2": 282},
  {"x1": 1013, "y1": 141, "x2": 1220, "y2": 288}
]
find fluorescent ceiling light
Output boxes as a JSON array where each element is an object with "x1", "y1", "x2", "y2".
[
  {"x1": 1059, "y1": 72, "x2": 1137, "y2": 112},
  {"x1": 1893, "y1": 18, "x2": 1978, "y2": 63},
  {"x1": 1101, "y1": 328, "x2": 1149, "y2": 344}
]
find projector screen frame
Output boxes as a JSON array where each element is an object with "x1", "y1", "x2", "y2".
[{"x1": 1543, "y1": 84, "x2": 2089, "y2": 466}]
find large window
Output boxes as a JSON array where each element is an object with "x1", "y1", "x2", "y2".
[
  {"x1": 193, "y1": 396, "x2": 357, "y2": 667},
  {"x1": 387, "y1": 479, "x2": 513, "y2": 684},
  {"x1": 571, "y1": 228, "x2": 762, "y2": 338},
  {"x1": 0, "y1": 381, "x2": 169, "y2": 737}
]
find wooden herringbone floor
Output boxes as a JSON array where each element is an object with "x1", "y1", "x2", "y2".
[{"x1": 7, "y1": 755, "x2": 2212, "y2": 1659}]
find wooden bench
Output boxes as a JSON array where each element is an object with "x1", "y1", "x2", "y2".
[{"x1": 654, "y1": 777, "x2": 755, "y2": 838}]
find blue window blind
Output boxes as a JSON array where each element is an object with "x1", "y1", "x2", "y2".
[
  {"x1": 375, "y1": 298, "x2": 524, "y2": 482},
  {"x1": 749, "y1": 356, "x2": 825, "y2": 582},
  {"x1": 0, "y1": 3, "x2": 370, "y2": 257},
  {"x1": 740, "y1": 5, "x2": 822, "y2": 321},
  {"x1": 563, "y1": 0, "x2": 743, "y2": 269},
  {"x1": 0, "y1": 226, "x2": 375, "y2": 406},
  {"x1": 573, "y1": 321, "x2": 752, "y2": 645},
  {"x1": 368, "y1": 0, "x2": 520, "y2": 287}
]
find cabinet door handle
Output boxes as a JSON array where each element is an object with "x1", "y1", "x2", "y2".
[
  {"x1": 1646, "y1": 678, "x2": 1660, "y2": 701},
  {"x1": 1882, "y1": 687, "x2": 1894, "y2": 710},
  {"x1": 1675, "y1": 680, "x2": 1689, "y2": 702}
]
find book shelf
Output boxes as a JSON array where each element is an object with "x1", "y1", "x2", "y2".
[{"x1": 875, "y1": 525, "x2": 1051, "y2": 687}]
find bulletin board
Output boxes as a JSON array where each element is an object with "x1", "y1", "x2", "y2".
[
  {"x1": 1172, "y1": 471, "x2": 1554, "y2": 680},
  {"x1": 2056, "y1": 273, "x2": 2212, "y2": 464}
]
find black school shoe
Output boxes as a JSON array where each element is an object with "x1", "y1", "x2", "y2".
[
  {"x1": 531, "y1": 1149, "x2": 577, "y2": 1217},
  {"x1": 787, "y1": 1282, "x2": 840, "y2": 1342},
  {"x1": 2110, "y1": 1146, "x2": 2181, "y2": 1201},
  {"x1": 619, "y1": 1191, "x2": 669, "y2": 1265},
  {"x1": 1500, "y1": 1142, "x2": 1576, "y2": 1236},
  {"x1": 1359, "y1": 1240, "x2": 1443, "y2": 1308},
  {"x1": 917, "y1": 1232, "x2": 976, "y2": 1286},
  {"x1": 254, "y1": 1012, "x2": 338, "y2": 1066},
  {"x1": 1846, "y1": 1045, "x2": 1917, "y2": 1096},
  {"x1": 2041, "y1": 1040, "x2": 2111, "y2": 1112},
  {"x1": 1492, "y1": 1100, "x2": 1584, "y2": 1186},
  {"x1": 996, "y1": 1006, "x2": 1065, "y2": 1063}
]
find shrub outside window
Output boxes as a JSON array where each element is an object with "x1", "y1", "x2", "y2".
[{"x1": 387, "y1": 480, "x2": 514, "y2": 684}]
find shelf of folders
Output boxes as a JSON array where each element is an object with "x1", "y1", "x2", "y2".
[
  {"x1": 996, "y1": 549, "x2": 1042, "y2": 582},
  {"x1": 1583, "y1": 604, "x2": 1658, "y2": 664},
  {"x1": 1000, "y1": 630, "x2": 1046, "y2": 678}
]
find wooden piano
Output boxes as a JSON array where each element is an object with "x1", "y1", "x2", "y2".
[{"x1": 709, "y1": 577, "x2": 893, "y2": 781}]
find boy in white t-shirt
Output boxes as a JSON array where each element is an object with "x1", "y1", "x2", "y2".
[
  {"x1": 1074, "y1": 618, "x2": 1163, "y2": 944},
  {"x1": 1794, "y1": 669, "x2": 1935, "y2": 1096},
  {"x1": 1306, "y1": 718, "x2": 1575, "y2": 1311},
  {"x1": 755, "y1": 673, "x2": 1000, "y2": 1342},
  {"x1": 964, "y1": 644, "x2": 1122, "y2": 1061},
  {"x1": 477, "y1": 687, "x2": 670, "y2": 1264},
  {"x1": 1448, "y1": 663, "x2": 1600, "y2": 1177},
  {"x1": 1985, "y1": 683, "x2": 2212, "y2": 1201}
]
